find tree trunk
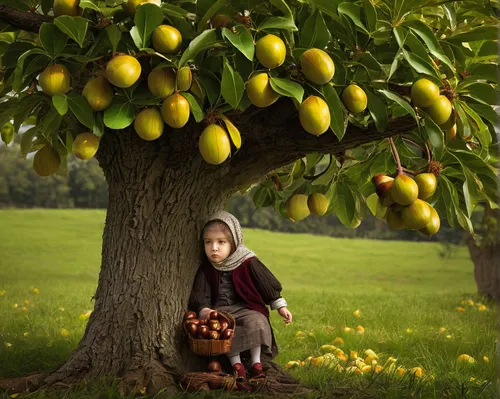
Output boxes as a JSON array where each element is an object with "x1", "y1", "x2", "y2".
[{"x1": 467, "y1": 206, "x2": 500, "y2": 302}]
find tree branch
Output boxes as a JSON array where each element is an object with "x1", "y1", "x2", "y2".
[
  {"x1": 227, "y1": 98, "x2": 417, "y2": 189},
  {"x1": 0, "y1": 6, "x2": 52, "y2": 33}
]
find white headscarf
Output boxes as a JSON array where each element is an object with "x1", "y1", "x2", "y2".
[{"x1": 203, "y1": 211, "x2": 256, "y2": 272}]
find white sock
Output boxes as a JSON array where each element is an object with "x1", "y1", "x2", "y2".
[
  {"x1": 250, "y1": 346, "x2": 261, "y2": 365},
  {"x1": 228, "y1": 354, "x2": 242, "y2": 366}
]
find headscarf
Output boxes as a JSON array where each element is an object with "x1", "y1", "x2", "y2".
[{"x1": 202, "y1": 211, "x2": 256, "y2": 272}]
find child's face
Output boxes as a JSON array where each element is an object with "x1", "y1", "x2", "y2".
[{"x1": 203, "y1": 229, "x2": 232, "y2": 263}]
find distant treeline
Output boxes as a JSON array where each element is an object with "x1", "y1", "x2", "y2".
[{"x1": 0, "y1": 143, "x2": 464, "y2": 243}]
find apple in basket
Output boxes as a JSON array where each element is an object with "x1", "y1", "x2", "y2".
[
  {"x1": 210, "y1": 310, "x2": 219, "y2": 320},
  {"x1": 219, "y1": 319, "x2": 229, "y2": 332},
  {"x1": 209, "y1": 330, "x2": 220, "y2": 340},
  {"x1": 197, "y1": 325, "x2": 210, "y2": 339},
  {"x1": 208, "y1": 360, "x2": 221, "y2": 372},
  {"x1": 221, "y1": 329, "x2": 233, "y2": 340},
  {"x1": 208, "y1": 320, "x2": 221, "y2": 331},
  {"x1": 186, "y1": 321, "x2": 198, "y2": 337},
  {"x1": 184, "y1": 311, "x2": 196, "y2": 321},
  {"x1": 185, "y1": 318, "x2": 200, "y2": 326}
]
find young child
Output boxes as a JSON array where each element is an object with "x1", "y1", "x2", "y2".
[{"x1": 189, "y1": 211, "x2": 292, "y2": 380}]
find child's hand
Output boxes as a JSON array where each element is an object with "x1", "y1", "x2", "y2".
[
  {"x1": 278, "y1": 307, "x2": 292, "y2": 324},
  {"x1": 199, "y1": 307, "x2": 213, "y2": 320}
]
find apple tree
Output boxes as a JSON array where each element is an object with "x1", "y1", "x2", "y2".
[{"x1": 0, "y1": 0, "x2": 498, "y2": 394}]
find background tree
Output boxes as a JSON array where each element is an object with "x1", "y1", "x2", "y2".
[{"x1": 0, "y1": 0, "x2": 498, "y2": 395}]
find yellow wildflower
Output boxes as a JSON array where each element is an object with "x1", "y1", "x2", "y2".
[
  {"x1": 456, "y1": 307, "x2": 466, "y2": 312},
  {"x1": 60, "y1": 328, "x2": 70, "y2": 337},
  {"x1": 23, "y1": 332, "x2": 29, "y2": 337},
  {"x1": 332, "y1": 337, "x2": 344, "y2": 346},
  {"x1": 5, "y1": 342, "x2": 13, "y2": 348},
  {"x1": 32, "y1": 288, "x2": 39, "y2": 294},
  {"x1": 0, "y1": 290, "x2": 6, "y2": 296},
  {"x1": 352, "y1": 309, "x2": 360, "y2": 318},
  {"x1": 355, "y1": 325, "x2": 365, "y2": 335}
]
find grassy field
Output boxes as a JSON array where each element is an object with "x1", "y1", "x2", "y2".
[{"x1": 0, "y1": 209, "x2": 497, "y2": 398}]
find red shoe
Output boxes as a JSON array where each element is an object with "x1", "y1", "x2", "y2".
[
  {"x1": 250, "y1": 362, "x2": 265, "y2": 378},
  {"x1": 232, "y1": 362, "x2": 246, "y2": 381}
]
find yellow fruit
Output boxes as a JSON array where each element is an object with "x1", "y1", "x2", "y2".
[
  {"x1": 38, "y1": 64, "x2": 70, "y2": 96},
  {"x1": 148, "y1": 68, "x2": 176, "y2": 99},
  {"x1": 161, "y1": 93, "x2": 190, "y2": 128},
  {"x1": 446, "y1": 124, "x2": 457, "y2": 142},
  {"x1": 300, "y1": 49, "x2": 335, "y2": 85},
  {"x1": 72, "y1": 133, "x2": 100, "y2": 160},
  {"x1": 411, "y1": 78, "x2": 440, "y2": 108},
  {"x1": 246, "y1": 73, "x2": 280, "y2": 108},
  {"x1": 106, "y1": 55, "x2": 141, "y2": 88},
  {"x1": 386, "y1": 208, "x2": 405, "y2": 229},
  {"x1": 176, "y1": 67, "x2": 192, "y2": 91},
  {"x1": 255, "y1": 34, "x2": 286, "y2": 69},
  {"x1": 457, "y1": 354, "x2": 475, "y2": 364},
  {"x1": 425, "y1": 95, "x2": 452, "y2": 125},
  {"x1": 307, "y1": 193, "x2": 329, "y2": 216},
  {"x1": 396, "y1": 367, "x2": 406, "y2": 376},
  {"x1": 391, "y1": 174, "x2": 419, "y2": 206},
  {"x1": 355, "y1": 325, "x2": 365, "y2": 334},
  {"x1": 126, "y1": 0, "x2": 161, "y2": 15},
  {"x1": 152, "y1": 25, "x2": 182, "y2": 54},
  {"x1": 341, "y1": 84, "x2": 367, "y2": 113},
  {"x1": 410, "y1": 367, "x2": 423, "y2": 377},
  {"x1": 440, "y1": 113, "x2": 456, "y2": 130},
  {"x1": 414, "y1": 173, "x2": 437, "y2": 200},
  {"x1": 33, "y1": 146, "x2": 61, "y2": 177},
  {"x1": 419, "y1": 206, "x2": 440, "y2": 236},
  {"x1": 82, "y1": 76, "x2": 113, "y2": 111},
  {"x1": 1, "y1": 122, "x2": 14, "y2": 145},
  {"x1": 401, "y1": 199, "x2": 431, "y2": 230},
  {"x1": 198, "y1": 124, "x2": 231, "y2": 165},
  {"x1": 299, "y1": 96, "x2": 330, "y2": 135},
  {"x1": 352, "y1": 309, "x2": 360, "y2": 317},
  {"x1": 286, "y1": 194, "x2": 310, "y2": 222},
  {"x1": 134, "y1": 108, "x2": 164, "y2": 141},
  {"x1": 477, "y1": 304, "x2": 487, "y2": 311},
  {"x1": 333, "y1": 337, "x2": 344, "y2": 345},
  {"x1": 53, "y1": 0, "x2": 80, "y2": 16}
]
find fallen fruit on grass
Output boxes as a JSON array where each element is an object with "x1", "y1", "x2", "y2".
[
  {"x1": 355, "y1": 325, "x2": 365, "y2": 335},
  {"x1": 401, "y1": 199, "x2": 432, "y2": 230},
  {"x1": 246, "y1": 73, "x2": 280, "y2": 108},
  {"x1": 410, "y1": 367, "x2": 423, "y2": 377},
  {"x1": 106, "y1": 55, "x2": 141, "y2": 88},
  {"x1": 299, "y1": 96, "x2": 330, "y2": 135},
  {"x1": 307, "y1": 193, "x2": 329, "y2": 216},
  {"x1": 134, "y1": 107, "x2": 164, "y2": 141},
  {"x1": 341, "y1": 84, "x2": 367, "y2": 113},
  {"x1": 391, "y1": 174, "x2": 419, "y2": 206},
  {"x1": 456, "y1": 306, "x2": 466, "y2": 312},
  {"x1": 411, "y1": 78, "x2": 440, "y2": 108},
  {"x1": 198, "y1": 124, "x2": 231, "y2": 165},
  {"x1": 286, "y1": 194, "x2": 310, "y2": 222},
  {"x1": 457, "y1": 354, "x2": 475, "y2": 364},
  {"x1": 477, "y1": 305, "x2": 487, "y2": 311},
  {"x1": 255, "y1": 34, "x2": 286, "y2": 69},
  {"x1": 414, "y1": 173, "x2": 437, "y2": 200},
  {"x1": 83, "y1": 76, "x2": 113, "y2": 111},
  {"x1": 38, "y1": 64, "x2": 71, "y2": 96},
  {"x1": 161, "y1": 93, "x2": 190, "y2": 128},
  {"x1": 152, "y1": 25, "x2": 182, "y2": 54},
  {"x1": 300, "y1": 48, "x2": 335, "y2": 85},
  {"x1": 72, "y1": 132, "x2": 100, "y2": 160},
  {"x1": 33, "y1": 146, "x2": 61, "y2": 177},
  {"x1": 353, "y1": 309, "x2": 360, "y2": 317},
  {"x1": 425, "y1": 95, "x2": 452, "y2": 125}
]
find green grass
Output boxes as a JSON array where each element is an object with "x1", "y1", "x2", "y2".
[{"x1": 0, "y1": 209, "x2": 497, "y2": 398}]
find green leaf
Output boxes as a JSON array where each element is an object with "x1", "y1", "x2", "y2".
[
  {"x1": 39, "y1": 23, "x2": 67, "y2": 56},
  {"x1": 338, "y1": 2, "x2": 369, "y2": 35},
  {"x1": 442, "y1": 4, "x2": 456, "y2": 31},
  {"x1": 20, "y1": 126, "x2": 38, "y2": 159},
  {"x1": 198, "y1": 73, "x2": 220, "y2": 106},
  {"x1": 253, "y1": 186, "x2": 274, "y2": 208},
  {"x1": 458, "y1": 100, "x2": 492, "y2": 147},
  {"x1": 332, "y1": 182, "x2": 356, "y2": 227},
  {"x1": 54, "y1": 16, "x2": 88, "y2": 47},
  {"x1": 198, "y1": 0, "x2": 228, "y2": 33},
  {"x1": 40, "y1": 106, "x2": 62, "y2": 133},
  {"x1": 221, "y1": 58, "x2": 244, "y2": 109},
  {"x1": 182, "y1": 92, "x2": 205, "y2": 123},
  {"x1": 467, "y1": 63, "x2": 498, "y2": 83},
  {"x1": 300, "y1": 11, "x2": 330, "y2": 49},
  {"x1": 366, "y1": 193, "x2": 388, "y2": 219},
  {"x1": 79, "y1": 0, "x2": 100, "y2": 11},
  {"x1": 106, "y1": 25, "x2": 122, "y2": 54},
  {"x1": 103, "y1": 100, "x2": 135, "y2": 129},
  {"x1": 259, "y1": 17, "x2": 297, "y2": 32},
  {"x1": 448, "y1": 26, "x2": 499, "y2": 43},
  {"x1": 134, "y1": 3, "x2": 165, "y2": 49},
  {"x1": 269, "y1": 77, "x2": 304, "y2": 104},
  {"x1": 17, "y1": 48, "x2": 49, "y2": 71},
  {"x1": 161, "y1": 3, "x2": 191, "y2": 19},
  {"x1": 321, "y1": 84, "x2": 346, "y2": 140},
  {"x1": 221, "y1": 25, "x2": 254, "y2": 61},
  {"x1": 12, "y1": 95, "x2": 45, "y2": 133},
  {"x1": 460, "y1": 83, "x2": 499, "y2": 106},
  {"x1": 312, "y1": 156, "x2": 338, "y2": 185},
  {"x1": 67, "y1": 93, "x2": 94, "y2": 129},
  {"x1": 467, "y1": 103, "x2": 498, "y2": 125},
  {"x1": 402, "y1": 49, "x2": 440, "y2": 79},
  {"x1": 364, "y1": 0, "x2": 377, "y2": 33},
  {"x1": 52, "y1": 93, "x2": 68, "y2": 116},
  {"x1": 93, "y1": 112, "x2": 105, "y2": 137},
  {"x1": 421, "y1": 112, "x2": 444, "y2": 161},
  {"x1": 365, "y1": 90, "x2": 388, "y2": 133},
  {"x1": 270, "y1": 0, "x2": 293, "y2": 17},
  {"x1": 378, "y1": 90, "x2": 417, "y2": 121},
  {"x1": 179, "y1": 29, "x2": 217, "y2": 67}
]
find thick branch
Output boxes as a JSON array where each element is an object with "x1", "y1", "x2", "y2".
[
  {"x1": 228, "y1": 99, "x2": 417, "y2": 189},
  {"x1": 0, "y1": 6, "x2": 52, "y2": 33}
]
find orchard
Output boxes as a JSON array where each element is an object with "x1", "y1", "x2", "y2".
[{"x1": 0, "y1": 0, "x2": 498, "y2": 395}]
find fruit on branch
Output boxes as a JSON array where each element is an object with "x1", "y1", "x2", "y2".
[
  {"x1": 126, "y1": 0, "x2": 161, "y2": 15},
  {"x1": 446, "y1": 124, "x2": 457, "y2": 142},
  {"x1": 401, "y1": 199, "x2": 432, "y2": 230},
  {"x1": 373, "y1": 174, "x2": 395, "y2": 206},
  {"x1": 33, "y1": 146, "x2": 61, "y2": 177},
  {"x1": 300, "y1": 49, "x2": 335, "y2": 85},
  {"x1": 299, "y1": 96, "x2": 330, "y2": 135},
  {"x1": 245, "y1": 73, "x2": 280, "y2": 108},
  {"x1": 419, "y1": 206, "x2": 440, "y2": 236},
  {"x1": 106, "y1": 55, "x2": 141, "y2": 88},
  {"x1": 38, "y1": 64, "x2": 70, "y2": 97},
  {"x1": 424, "y1": 95, "x2": 452, "y2": 125},
  {"x1": 286, "y1": 194, "x2": 310, "y2": 222},
  {"x1": 72, "y1": 133, "x2": 100, "y2": 160},
  {"x1": 348, "y1": 218, "x2": 361, "y2": 228},
  {"x1": 82, "y1": 76, "x2": 113, "y2": 111},
  {"x1": 390, "y1": 174, "x2": 418, "y2": 206},
  {"x1": 198, "y1": 124, "x2": 231, "y2": 165},
  {"x1": 440, "y1": 112, "x2": 456, "y2": 130},
  {"x1": 152, "y1": 25, "x2": 183, "y2": 54},
  {"x1": 211, "y1": 14, "x2": 232, "y2": 28},
  {"x1": 386, "y1": 207, "x2": 406, "y2": 230},
  {"x1": 147, "y1": 68, "x2": 176, "y2": 99},
  {"x1": 176, "y1": 67, "x2": 192, "y2": 91},
  {"x1": 161, "y1": 93, "x2": 190, "y2": 128},
  {"x1": 134, "y1": 108, "x2": 164, "y2": 141},
  {"x1": 372, "y1": 174, "x2": 393, "y2": 187},
  {"x1": 410, "y1": 78, "x2": 440, "y2": 108},
  {"x1": 341, "y1": 84, "x2": 367, "y2": 114},
  {"x1": 414, "y1": 173, "x2": 437, "y2": 200},
  {"x1": 307, "y1": 193, "x2": 329, "y2": 216},
  {"x1": 255, "y1": 34, "x2": 286, "y2": 69},
  {"x1": 53, "y1": 0, "x2": 81, "y2": 17},
  {"x1": 1, "y1": 122, "x2": 14, "y2": 145}
]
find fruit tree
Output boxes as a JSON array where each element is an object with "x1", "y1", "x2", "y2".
[{"x1": 0, "y1": 0, "x2": 498, "y2": 394}]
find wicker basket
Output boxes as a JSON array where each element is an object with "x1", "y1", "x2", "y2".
[{"x1": 184, "y1": 310, "x2": 236, "y2": 356}]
